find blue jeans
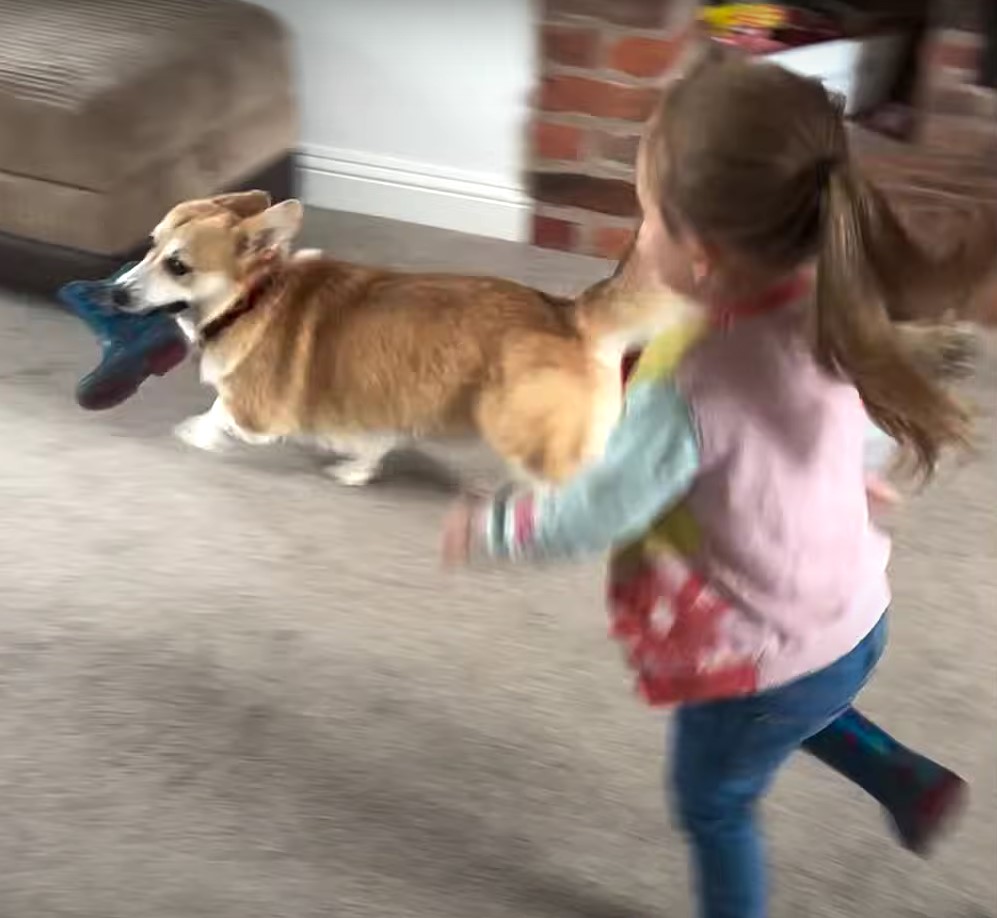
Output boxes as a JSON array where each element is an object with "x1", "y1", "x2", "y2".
[{"x1": 670, "y1": 616, "x2": 888, "y2": 918}]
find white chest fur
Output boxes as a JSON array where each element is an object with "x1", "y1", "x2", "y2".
[{"x1": 199, "y1": 349, "x2": 226, "y2": 388}]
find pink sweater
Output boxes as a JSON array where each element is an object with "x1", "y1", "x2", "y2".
[
  {"x1": 669, "y1": 304, "x2": 890, "y2": 694},
  {"x1": 479, "y1": 300, "x2": 891, "y2": 705}
]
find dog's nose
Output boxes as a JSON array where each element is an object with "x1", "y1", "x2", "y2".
[{"x1": 111, "y1": 285, "x2": 131, "y2": 309}]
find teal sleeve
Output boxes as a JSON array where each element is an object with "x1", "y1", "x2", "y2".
[{"x1": 481, "y1": 379, "x2": 701, "y2": 561}]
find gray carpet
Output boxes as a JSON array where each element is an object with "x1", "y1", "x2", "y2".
[{"x1": 1, "y1": 210, "x2": 994, "y2": 918}]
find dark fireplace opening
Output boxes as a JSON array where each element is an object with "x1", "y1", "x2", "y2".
[
  {"x1": 980, "y1": 0, "x2": 997, "y2": 88},
  {"x1": 857, "y1": 0, "x2": 993, "y2": 141}
]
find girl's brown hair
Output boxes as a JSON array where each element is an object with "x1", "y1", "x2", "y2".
[{"x1": 645, "y1": 50, "x2": 990, "y2": 476}]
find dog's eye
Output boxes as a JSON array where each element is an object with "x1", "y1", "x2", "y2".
[{"x1": 164, "y1": 254, "x2": 190, "y2": 278}]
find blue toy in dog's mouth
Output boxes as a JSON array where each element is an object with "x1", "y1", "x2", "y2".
[{"x1": 57, "y1": 263, "x2": 190, "y2": 411}]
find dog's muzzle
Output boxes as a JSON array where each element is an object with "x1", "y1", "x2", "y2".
[{"x1": 110, "y1": 282, "x2": 189, "y2": 317}]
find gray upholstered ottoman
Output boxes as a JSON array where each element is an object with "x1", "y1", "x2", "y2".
[{"x1": 0, "y1": 0, "x2": 298, "y2": 293}]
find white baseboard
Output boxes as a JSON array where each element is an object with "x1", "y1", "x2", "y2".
[{"x1": 297, "y1": 144, "x2": 530, "y2": 242}]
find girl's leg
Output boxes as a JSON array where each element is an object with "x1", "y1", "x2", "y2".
[
  {"x1": 672, "y1": 700, "x2": 796, "y2": 918},
  {"x1": 802, "y1": 707, "x2": 967, "y2": 855},
  {"x1": 670, "y1": 620, "x2": 887, "y2": 918}
]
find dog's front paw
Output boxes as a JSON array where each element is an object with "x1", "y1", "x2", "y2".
[
  {"x1": 323, "y1": 458, "x2": 380, "y2": 487},
  {"x1": 175, "y1": 413, "x2": 230, "y2": 452}
]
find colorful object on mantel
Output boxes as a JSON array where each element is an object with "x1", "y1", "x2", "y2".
[
  {"x1": 699, "y1": 3, "x2": 788, "y2": 33},
  {"x1": 699, "y1": 3, "x2": 844, "y2": 55}
]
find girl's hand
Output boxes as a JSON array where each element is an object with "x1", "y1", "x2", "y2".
[
  {"x1": 441, "y1": 498, "x2": 477, "y2": 567},
  {"x1": 865, "y1": 474, "x2": 901, "y2": 514}
]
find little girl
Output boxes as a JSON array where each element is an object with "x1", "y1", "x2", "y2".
[{"x1": 442, "y1": 53, "x2": 977, "y2": 918}]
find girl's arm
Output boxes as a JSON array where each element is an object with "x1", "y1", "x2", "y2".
[
  {"x1": 864, "y1": 419, "x2": 896, "y2": 474},
  {"x1": 863, "y1": 419, "x2": 902, "y2": 511},
  {"x1": 444, "y1": 380, "x2": 701, "y2": 564}
]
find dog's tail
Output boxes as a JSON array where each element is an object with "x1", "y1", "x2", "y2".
[{"x1": 573, "y1": 233, "x2": 703, "y2": 354}]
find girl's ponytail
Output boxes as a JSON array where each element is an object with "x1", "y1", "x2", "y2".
[
  {"x1": 815, "y1": 162, "x2": 971, "y2": 476},
  {"x1": 644, "y1": 54, "x2": 991, "y2": 477}
]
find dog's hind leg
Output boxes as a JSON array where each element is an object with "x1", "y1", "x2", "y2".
[
  {"x1": 320, "y1": 433, "x2": 400, "y2": 486},
  {"x1": 475, "y1": 372, "x2": 593, "y2": 487}
]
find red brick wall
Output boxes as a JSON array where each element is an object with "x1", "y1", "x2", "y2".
[{"x1": 529, "y1": 0, "x2": 697, "y2": 258}]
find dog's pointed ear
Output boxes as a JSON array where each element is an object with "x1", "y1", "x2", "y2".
[
  {"x1": 153, "y1": 191, "x2": 274, "y2": 239},
  {"x1": 154, "y1": 199, "x2": 221, "y2": 237},
  {"x1": 211, "y1": 190, "x2": 273, "y2": 219},
  {"x1": 238, "y1": 199, "x2": 304, "y2": 253}
]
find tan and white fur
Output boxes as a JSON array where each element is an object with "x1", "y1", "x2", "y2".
[
  {"x1": 117, "y1": 192, "x2": 974, "y2": 486},
  {"x1": 115, "y1": 192, "x2": 704, "y2": 485}
]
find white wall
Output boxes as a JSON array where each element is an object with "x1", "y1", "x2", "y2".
[{"x1": 252, "y1": 0, "x2": 536, "y2": 240}]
